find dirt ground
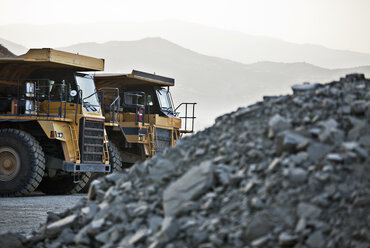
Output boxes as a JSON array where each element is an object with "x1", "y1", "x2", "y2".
[{"x1": 0, "y1": 193, "x2": 85, "y2": 235}]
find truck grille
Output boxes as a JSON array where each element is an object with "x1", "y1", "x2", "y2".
[
  {"x1": 154, "y1": 128, "x2": 171, "y2": 153},
  {"x1": 79, "y1": 118, "x2": 105, "y2": 163}
]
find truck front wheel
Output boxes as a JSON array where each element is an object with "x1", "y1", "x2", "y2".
[
  {"x1": 0, "y1": 129, "x2": 45, "y2": 197},
  {"x1": 37, "y1": 172, "x2": 91, "y2": 195}
]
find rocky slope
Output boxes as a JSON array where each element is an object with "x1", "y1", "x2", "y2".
[{"x1": 3, "y1": 74, "x2": 369, "y2": 248}]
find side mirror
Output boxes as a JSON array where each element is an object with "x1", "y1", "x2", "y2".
[{"x1": 70, "y1": 90, "x2": 77, "y2": 97}]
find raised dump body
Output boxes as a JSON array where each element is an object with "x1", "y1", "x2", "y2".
[{"x1": 0, "y1": 48, "x2": 110, "y2": 196}]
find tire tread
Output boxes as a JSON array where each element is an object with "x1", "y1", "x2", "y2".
[{"x1": 0, "y1": 129, "x2": 46, "y2": 197}]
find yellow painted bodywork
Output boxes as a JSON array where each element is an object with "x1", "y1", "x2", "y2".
[
  {"x1": 38, "y1": 120, "x2": 76, "y2": 162},
  {"x1": 95, "y1": 70, "x2": 184, "y2": 159},
  {"x1": 0, "y1": 101, "x2": 109, "y2": 164},
  {"x1": 106, "y1": 112, "x2": 181, "y2": 158},
  {"x1": 0, "y1": 48, "x2": 109, "y2": 165}
]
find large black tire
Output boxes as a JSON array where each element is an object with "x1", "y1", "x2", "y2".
[
  {"x1": 37, "y1": 172, "x2": 91, "y2": 195},
  {"x1": 80, "y1": 142, "x2": 123, "y2": 193},
  {"x1": 108, "y1": 142, "x2": 124, "y2": 173},
  {"x1": 0, "y1": 129, "x2": 45, "y2": 197}
]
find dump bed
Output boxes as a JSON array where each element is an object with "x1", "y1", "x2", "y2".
[
  {"x1": 0, "y1": 48, "x2": 104, "y2": 78},
  {"x1": 94, "y1": 70, "x2": 174, "y2": 88}
]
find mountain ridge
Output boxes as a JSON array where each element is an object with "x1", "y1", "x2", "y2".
[
  {"x1": 1, "y1": 20, "x2": 370, "y2": 68},
  {"x1": 0, "y1": 44, "x2": 15, "y2": 57}
]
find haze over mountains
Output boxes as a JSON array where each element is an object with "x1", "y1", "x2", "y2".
[
  {"x1": 0, "y1": 38, "x2": 27, "y2": 55},
  {"x1": 0, "y1": 44, "x2": 15, "y2": 57},
  {"x1": 1, "y1": 20, "x2": 370, "y2": 68},
  {"x1": 55, "y1": 38, "x2": 370, "y2": 129}
]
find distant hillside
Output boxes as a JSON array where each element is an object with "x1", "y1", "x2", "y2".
[
  {"x1": 1, "y1": 20, "x2": 370, "y2": 68},
  {"x1": 59, "y1": 38, "x2": 370, "y2": 130},
  {"x1": 0, "y1": 44, "x2": 15, "y2": 57},
  {"x1": 0, "y1": 38, "x2": 27, "y2": 55}
]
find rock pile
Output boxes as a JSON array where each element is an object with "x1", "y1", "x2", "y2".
[{"x1": 11, "y1": 74, "x2": 370, "y2": 247}]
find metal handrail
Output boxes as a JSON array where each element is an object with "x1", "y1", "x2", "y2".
[
  {"x1": 0, "y1": 78, "x2": 73, "y2": 120},
  {"x1": 175, "y1": 102, "x2": 197, "y2": 133},
  {"x1": 75, "y1": 89, "x2": 82, "y2": 125},
  {"x1": 98, "y1": 88, "x2": 120, "y2": 123},
  {"x1": 109, "y1": 95, "x2": 120, "y2": 123}
]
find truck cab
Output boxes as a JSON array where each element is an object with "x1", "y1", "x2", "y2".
[{"x1": 94, "y1": 70, "x2": 196, "y2": 165}]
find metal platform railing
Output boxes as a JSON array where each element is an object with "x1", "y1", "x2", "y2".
[
  {"x1": 175, "y1": 102, "x2": 197, "y2": 133},
  {"x1": 0, "y1": 78, "x2": 70, "y2": 119},
  {"x1": 98, "y1": 88, "x2": 121, "y2": 123}
]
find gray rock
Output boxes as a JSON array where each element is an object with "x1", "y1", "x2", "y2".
[
  {"x1": 268, "y1": 114, "x2": 292, "y2": 136},
  {"x1": 195, "y1": 148, "x2": 206, "y2": 156},
  {"x1": 289, "y1": 168, "x2": 308, "y2": 184},
  {"x1": 267, "y1": 158, "x2": 281, "y2": 172},
  {"x1": 341, "y1": 142, "x2": 359, "y2": 151},
  {"x1": 129, "y1": 228, "x2": 149, "y2": 245},
  {"x1": 209, "y1": 233, "x2": 223, "y2": 246},
  {"x1": 307, "y1": 142, "x2": 332, "y2": 163},
  {"x1": 91, "y1": 218, "x2": 105, "y2": 229},
  {"x1": 46, "y1": 214, "x2": 77, "y2": 236},
  {"x1": 348, "y1": 120, "x2": 368, "y2": 141},
  {"x1": 74, "y1": 225, "x2": 91, "y2": 245},
  {"x1": 278, "y1": 232, "x2": 298, "y2": 246},
  {"x1": 339, "y1": 105, "x2": 351, "y2": 114},
  {"x1": 148, "y1": 215, "x2": 163, "y2": 233},
  {"x1": 57, "y1": 228, "x2": 75, "y2": 244},
  {"x1": 46, "y1": 211, "x2": 60, "y2": 224},
  {"x1": 0, "y1": 233, "x2": 24, "y2": 248},
  {"x1": 326, "y1": 153, "x2": 343, "y2": 162},
  {"x1": 318, "y1": 119, "x2": 344, "y2": 144},
  {"x1": 306, "y1": 231, "x2": 325, "y2": 248},
  {"x1": 163, "y1": 160, "x2": 214, "y2": 217},
  {"x1": 250, "y1": 197, "x2": 264, "y2": 210},
  {"x1": 148, "y1": 160, "x2": 176, "y2": 183},
  {"x1": 244, "y1": 211, "x2": 274, "y2": 241},
  {"x1": 359, "y1": 134, "x2": 370, "y2": 147},
  {"x1": 351, "y1": 100, "x2": 368, "y2": 115},
  {"x1": 251, "y1": 235, "x2": 270, "y2": 247},
  {"x1": 353, "y1": 196, "x2": 370, "y2": 207},
  {"x1": 81, "y1": 201, "x2": 99, "y2": 221},
  {"x1": 95, "y1": 228, "x2": 111, "y2": 244},
  {"x1": 291, "y1": 82, "x2": 320, "y2": 93},
  {"x1": 295, "y1": 218, "x2": 306, "y2": 233},
  {"x1": 276, "y1": 131, "x2": 310, "y2": 154},
  {"x1": 193, "y1": 231, "x2": 209, "y2": 244},
  {"x1": 157, "y1": 217, "x2": 179, "y2": 242},
  {"x1": 297, "y1": 203, "x2": 321, "y2": 219}
]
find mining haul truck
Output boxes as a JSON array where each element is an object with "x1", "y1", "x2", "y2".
[
  {"x1": 0, "y1": 48, "x2": 111, "y2": 196},
  {"x1": 93, "y1": 70, "x2": 196, "y2": 168}
]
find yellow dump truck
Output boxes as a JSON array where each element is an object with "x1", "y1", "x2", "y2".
[
  {"x1": 94, "y1": 70, "x2": 196, "y2": 167},
  {"x1": 0, "y1": 48, "x2": 110, "y2": 196}
]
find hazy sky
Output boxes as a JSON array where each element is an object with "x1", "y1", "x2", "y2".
[{"x1": 1, "y1": 0, "x2": 370, "y2": 53}]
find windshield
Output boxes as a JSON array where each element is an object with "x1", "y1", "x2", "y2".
[
  {"x1": 75, "y1": 74, "x2": 100, "y2": 113},
  {"x1": 156, "y1": 88, "x2": 174, "y2": 115}
]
